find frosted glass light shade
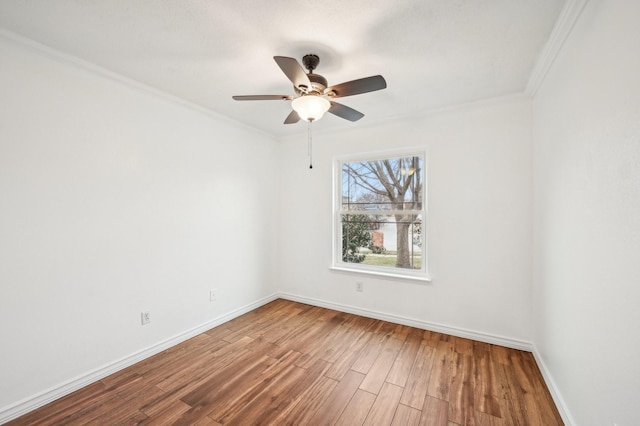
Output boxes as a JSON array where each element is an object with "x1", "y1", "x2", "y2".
[{"x1": 292, "y1": 95, "x2": 331, "y2": 121}]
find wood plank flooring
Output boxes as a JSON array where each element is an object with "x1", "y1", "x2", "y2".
[{"x1": 8, "y1": 299, "x2": 563, "y2": 425}]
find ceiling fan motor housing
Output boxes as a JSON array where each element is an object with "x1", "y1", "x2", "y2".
[{"x1": 296, "y1": 73, "x2": 328, "y2": 95}]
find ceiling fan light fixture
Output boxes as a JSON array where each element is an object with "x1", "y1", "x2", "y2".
[
  {"x1": 233, "y1": 55, "x2": 386, "y2": 125},
  {"x1": 292, "y1": 95, "x2": 330, "y2": 122}
]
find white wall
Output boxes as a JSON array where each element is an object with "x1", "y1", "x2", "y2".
[
  {"x1": 532, "y1": 1, "x2": 640, "y2": 425},
  {"x1": 6, "y1": 2, "x2": 639, "y2": 423},
  {"x1": 278, "y1": 97, "x2": 533, "y2": 344},
  {"x1": 0, "y1": 33, "x2": 279, "y2": 414}
]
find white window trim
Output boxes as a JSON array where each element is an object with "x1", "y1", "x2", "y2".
[{"x1": 331, "y1": 147, "x2": 430, "y2": 283}]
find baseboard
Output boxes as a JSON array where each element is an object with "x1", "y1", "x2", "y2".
[
  {"x1": 278, "y1": 292, "x2": 533, "y2": 351},
  {"x1": 0, "y1": 293, "x2": 279, "y2": 424},
  {"x1": 531, "y1": 347, "x2": 576, "y2": 426}
]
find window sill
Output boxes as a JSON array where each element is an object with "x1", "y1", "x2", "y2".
[{"x1": 329, "y1": 266, "x2": 432, "y2": 283}]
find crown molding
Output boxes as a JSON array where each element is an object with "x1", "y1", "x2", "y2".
[
  {"x1": 0, "y1": 28, "x2": 277, "y2": 141},
  {"x1": 526, "y1": 0, "x2": 589, "y2": 95}
]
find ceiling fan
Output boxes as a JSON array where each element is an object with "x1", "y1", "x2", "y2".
[{"x1": 232, "y1": 54, "x2": 387, "y2": 124}]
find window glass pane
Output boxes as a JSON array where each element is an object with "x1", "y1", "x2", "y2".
[
  {"x1": 341, "y1": 214, "x2": 422, "y2": 270},
  {"x1": 342, "y1": 156, "x2": 423, "y2": 211}
]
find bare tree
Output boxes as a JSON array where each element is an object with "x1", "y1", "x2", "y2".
[{"x1": 344, "y1": 156, "x2": 422, "y2": 268}]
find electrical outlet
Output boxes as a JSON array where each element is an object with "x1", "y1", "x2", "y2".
[
  {"x1": 141, "y1": 312, "x2": 151, "y2": 325},
  {"x1": 356, "y1": 282, "x2": 363, "y2": 292},
  {"x1": 209, "y1": 289, "x2": 217, "y2": 302}
]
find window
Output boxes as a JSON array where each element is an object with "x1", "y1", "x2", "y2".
[{"x1": 333, "y1": 150, "x2": 428, "y2": 281}]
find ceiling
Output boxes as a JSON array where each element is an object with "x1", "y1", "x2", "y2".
[{"x1": 0, "y1": 0, "x2": 565, "y2": 137}]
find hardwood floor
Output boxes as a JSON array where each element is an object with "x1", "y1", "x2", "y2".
[{"x1": 8, "y1": 299, "x2": 563, "y2": 425}]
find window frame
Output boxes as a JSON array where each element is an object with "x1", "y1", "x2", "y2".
[{"x1": 331, "y1": 148, "x2": 430, "y2": 282}]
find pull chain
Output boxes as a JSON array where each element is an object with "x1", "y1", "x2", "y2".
[{"x1": 308, "y1": 119, "x2": 313, "y2": 169}]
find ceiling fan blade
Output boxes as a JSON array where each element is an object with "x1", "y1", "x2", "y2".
[
  {"x1": 274, "y1": 56, "x2": 311, "y2": 91},
  {"x1": 328, "y1": 101, "x2": 365, "y2": 122},
  {"x1": 284, "y1": 110, "x2": 301, "y2": 124},
  {"x1": 232, "y1": 95, "x2": 293, "y2": 101},
  {"x1": 325, "y1": 75, "x2": 387, "y2": 98}
]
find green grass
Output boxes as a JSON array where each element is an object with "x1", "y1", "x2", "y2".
[
  {"x1": 359, "y1": 249, "x2": 398, "y2": 255},
  {"x1": 361, "y1": 254, "x2": 421, "y2": 268}
]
